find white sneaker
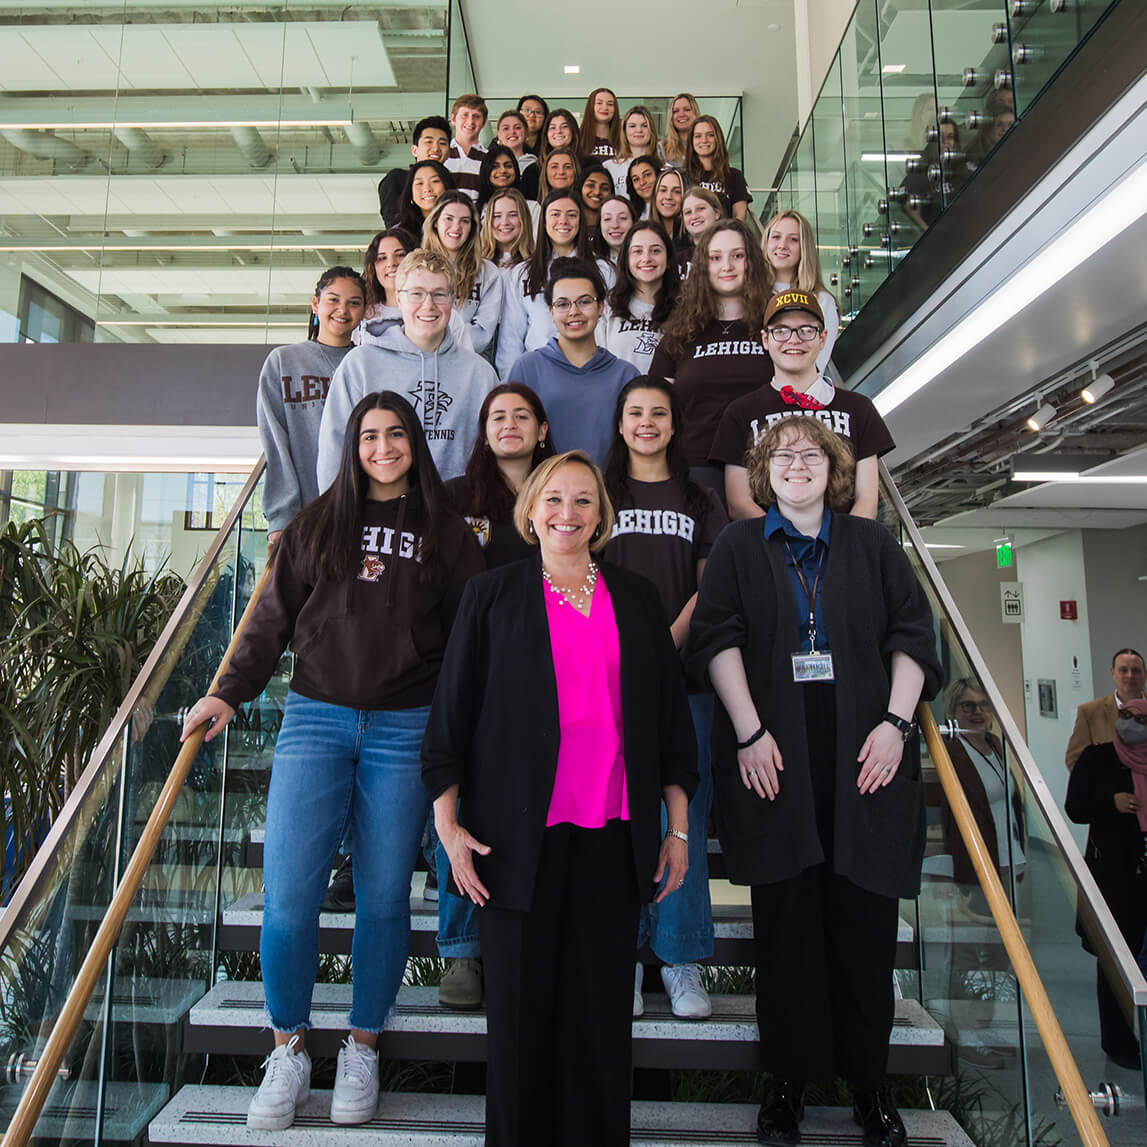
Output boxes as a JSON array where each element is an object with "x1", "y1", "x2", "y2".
[
  {"x1": 633, "y1": 963, "x2": 645, "y2": 1018},
  {"x1": 246, "y1": 1036, "x2": 311, "y2": 1129},
  {"x1": 329, "y1": 1035, "x2": 379, "y2": 1124},
  {"x1": 661, "y1": 963, "x2": 712, "y2": 1019}
]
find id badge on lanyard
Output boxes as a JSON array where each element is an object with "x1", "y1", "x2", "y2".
[{"x1": 786, "y1": 541, "x2": 834, "y2": 683}]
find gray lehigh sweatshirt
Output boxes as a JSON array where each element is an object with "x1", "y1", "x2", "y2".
[
  {"x1": 256, "y1": 340, "x2": 355, "y2": 534},
  {"x1": 317, "y1": 324, "x2": 499, "y2": 492}
]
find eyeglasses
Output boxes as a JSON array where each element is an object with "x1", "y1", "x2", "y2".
[
  {"x1": 957, "y1": 700, "x2": 993, "y2": 714},
  {"x1": 767, "y1": 324, "x2": 823, "y2": 343},
  {"x1": 398, "y1": 289, "x2": 452, "y2": 306},
  {"x1": 769, "y1": 448, "x2": 827, "y2": 467},
  {"x1": 1117, "y1": 708, "x2": 1147, "y2": 726},
  {"x1": 551, "y1": 295, "x2": 597, "y2": 314}
]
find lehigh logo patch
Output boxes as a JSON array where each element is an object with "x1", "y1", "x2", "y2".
[{"x1": 358, "y1": 555, "x2": 386, "y2": 582}]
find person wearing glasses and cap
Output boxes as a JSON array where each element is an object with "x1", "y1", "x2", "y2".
[
  {"x1": 1066, "y1": 696, "x2": 1147, "y2": 1070},
  {"x1": 709, "y1": 288, "x2": 895, "y2": 522},
  {"x1": 688, "y1": 414, "x2": 941, "y2": 1146}
]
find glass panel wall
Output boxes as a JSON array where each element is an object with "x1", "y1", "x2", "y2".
[{"x1": 0, "y1": 1, "x2": 452, "y2": 347}]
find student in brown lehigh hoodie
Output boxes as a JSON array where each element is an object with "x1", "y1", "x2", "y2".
[{"x1": 181, "y1": 391, "x2": 481, "y2": 1132}]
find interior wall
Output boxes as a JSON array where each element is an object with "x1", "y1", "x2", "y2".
[
  {"x1": 1081, "y1": 524, "x2": 1147, "y2": 697},
  {"x1": 799, "y1": 0, "x2": 858, "y2": 124},
  {"x1": 934, "y1": 548, "x2": 1026, "y2": 739}
]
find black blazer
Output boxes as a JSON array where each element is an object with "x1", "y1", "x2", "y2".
[{"x1": 422, "y1": 554, "x2": 698, "y2": 912}]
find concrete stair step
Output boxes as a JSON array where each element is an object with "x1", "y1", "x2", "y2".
[
  {"x1": 1, "y1": 1080, "x2": 170, "y2": 1142},
  {"x1": 218, "y1": 890, "x2": 915, "y2": 966},
  {"x1": 184, "y1": 982, "x2": 950, "y2": 1074},
  {"x1": 149, "y1": 1086, "x2": 975, "y2": 1146}
]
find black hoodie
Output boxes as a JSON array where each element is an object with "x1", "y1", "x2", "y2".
[{"x1": 214, "y1": 491, "x2": 483, "y2": 712}]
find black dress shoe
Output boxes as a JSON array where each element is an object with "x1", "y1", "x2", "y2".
[
  {"x1": 321, "y1": 856, "x2": 355, "y2": 912},
  {"x1": 756, "y1": 1079, "x2": 804, "y2": 1144},
  {"x1": 852, "y1": 1085, "x2": 906, "y2": 1147}
]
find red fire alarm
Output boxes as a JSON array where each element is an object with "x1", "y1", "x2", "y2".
[{"x1": 1060, "y1": 600, "x2": 1078, "y2": 620}]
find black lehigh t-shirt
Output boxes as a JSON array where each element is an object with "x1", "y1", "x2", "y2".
[
  {"x1": 445, "y1": 475, "x2": 534, "y2": 569},
  {"x1": 603, "y1": 478, "x2": 728, "y2": 622},
  {"x1": 708, "y1": 383, "x2": 896, "y2": 468},
  {"x1": 649, "y1": 318, "x2": 773, "y2": 466},
  {"x1": 697, "y1": 167, "x2": 751, "y2": 216}
]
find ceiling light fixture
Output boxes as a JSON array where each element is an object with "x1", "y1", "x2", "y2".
[
  {"x1": 882, "y1": 64, "x2": 908, "y2": 74},
  {"x1": 1081, "y1": 359, "x2": 1115, "y2": 404},
  {"x1": 0, "y1": 118, "x2": 353, "y2": 131},
  {"x1": 874, "y1": 157, "x2": 1147, "y2": 416},
  {"x1": 564, "y1": 65, "x2": 580, "y2": 75},
  {"x1": 1010, "y1": 472, "x2": 1147, "y2": 484},
  {"x1": 1025, "y1": 402, "x2": 1056, "y2": 432}
]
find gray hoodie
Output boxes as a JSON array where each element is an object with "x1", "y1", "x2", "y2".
[
  {"x1": 256, "y1": 339, "x2": 354, "y2": 534},
  {"x1": 317, "y1": 324, "x2": 498, "y2": 490}
]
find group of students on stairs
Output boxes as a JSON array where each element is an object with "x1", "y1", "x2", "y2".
[{"x1": 179, "y1": 86, "x2": 944, "y2": 1147}]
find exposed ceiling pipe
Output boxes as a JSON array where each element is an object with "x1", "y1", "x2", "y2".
[
  {"x1": 2, "y1": 129, "x2": 91, "y2": 166},
  {"x1": 113, "y1": 126, "x2": 165, "y2": 169},
  {"x1": 344, "y1": 121, "x2": 380, "y2": 165},
  {"x1": 230, "y1": 125, "x2": 272, "y2": 168}
]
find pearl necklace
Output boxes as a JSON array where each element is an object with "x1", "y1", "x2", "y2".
[{"x1": 542, "y1": 560, "x2": 598, "y2": 609}]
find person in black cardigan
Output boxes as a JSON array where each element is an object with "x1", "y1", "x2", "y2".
[
  {"x1": 422, "y1": 450, "x2": 698, "y2": 1147},
  {"x1": 1065, "y1": 700, "x2": 1147, "y2": 1069},
  {"x1": 688, "y1": 417, "x2": 941, "y2": 1147}
]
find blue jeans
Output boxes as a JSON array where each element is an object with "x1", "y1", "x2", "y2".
[
  {"x1": 261, "y1": 691, "x2": 430, "y2": 1033},
  {"x1": 436, "y1": 833, "x2": 480, "y2": 958},
  {"x1": 638, "y1": 692, "x2": 715, "y2": 964}
]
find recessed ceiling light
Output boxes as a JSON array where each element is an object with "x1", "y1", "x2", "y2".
[
  {"x1": 767, "y1": 23, "x2": 782, "y2": 31},
  {"x1": 882, "y1": 64, "x2": 908, "y2": 74},
  {"x1": 564, "y1": 65, "x2": 580, "y2": 75}
]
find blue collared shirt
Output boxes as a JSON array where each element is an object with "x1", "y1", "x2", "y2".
[{"x1": 765, "y1": 505, "x2": 831, "y2": 654}]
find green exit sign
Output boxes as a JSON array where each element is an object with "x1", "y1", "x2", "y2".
[{"x1": 996, "y1": 542, "x2": 1014, "y2": 569}]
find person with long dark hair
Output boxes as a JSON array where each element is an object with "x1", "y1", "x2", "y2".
[
  {"x1": 477, "y1": 142, "x2": 524, "y2": 212},
  {"x1": 685, "y1": 115, "x2": 751, "y2": 221},
  {"x1": 594, "y1": 194, "x2": 636, "y2": 265},
  {"x1": 603, "y1": 220, "x2": 680, "y2": 374},
  {"x1": 649, "y1": 219, "x2": 772, "y2": 488},
  {"x1": 257, "y1": 266, "x2": 366, "y2": 546},
  {"x1": 536, "y1": 145, "x2": 580, "y2": 202},
  {"x1": 432, "y1": 383, "x2": 556, "y2": 1009},
  {"x1": 397, "y1": 159, "x2": 456, "y2": 240},
  {"x1": 517, "y1": 94, "x2": 549, "y2": 155},
  {"x1": 182, "y1": 391, "x2": 483, "y2": 1131},
  {"x1": 602, "y1": 377, "x2": 727, "y2": 1019},
  {"x1": 540, "y1": 108, "x2": 579, "y2": 162},
  {"x1": 626, "y1": 155, "x2": 661, "y2": 220},
  {"x1": 496, "y1": 189, "x2": 615, "y2": 378},
  {"x1": 576, "y1": 163, "x2": 613, "y2": 230},
  {"x1": 578, "y1": 86, "x2": 622, "y2": 161},
  {"x1": 423, "y1": 449, "x2": 697, "y2": 1146},
  {"x1": 377, "y1": 115, "x2": 450, "y2": 226}
]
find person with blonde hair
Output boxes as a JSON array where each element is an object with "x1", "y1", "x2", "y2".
[
  {"x1": 685, "y1": 115, "x2": 750, "y2": 221},
  {"x1": 689, "y1": 415, "x2": 940, "y2": 1147},
  {"x1": 423, "y1": 448, "x2": 697, "y2": 1146},
  {"x1": 650, "y1": 167, "x2": 688, "y2": 251},
  {"x1": 478, "y1": 188, "x2": 536, "y2": 270},
  {"x1": 604, "y1": 105, "x2": 659, "y2": 194},
  {"x1": 536, "y1": 145, "x2": 581, "y2": 202},
  {"x1": 660, "y1": 92, "x2": 700, "y2": 167},
  {"x1": 422, "y1": 191, "x2": 504, "y2": 356},
  {"x1": 761, "y1": 209, "x2": 840, "y2": 373}
]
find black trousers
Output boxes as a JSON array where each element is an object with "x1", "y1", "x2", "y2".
[
  {"x1": 749, "y1": 682, "x2": 899, "y2": 1090},
  {"x1": 1098, "y1": 963, "x2": 1140, "y2": 1059},
  {"x1": 478, "y1": 819, "x2": 641, "y2": 1147}
]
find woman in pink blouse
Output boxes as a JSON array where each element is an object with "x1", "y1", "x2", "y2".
[{"x1": 422, "y1": 450, "x2": 698, "y2": 1147}]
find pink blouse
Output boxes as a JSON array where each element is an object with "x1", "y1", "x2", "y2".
[{"x1": 543, "y1": 576, "x2": 629, "y2": 828}]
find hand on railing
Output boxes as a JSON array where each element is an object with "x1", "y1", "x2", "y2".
[{"x1": 180, "y1": 696, "x2": 236, "y2": 744}]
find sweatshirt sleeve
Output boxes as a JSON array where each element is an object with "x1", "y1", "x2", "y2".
[
  {"x1": 255, "y1": 349, "x2": 299, "y2": 535},
  {"x1": 316, "y1": 354, "x2": 363, "y2": 493},
  {"x1": 467, "y1": 263, "x2": 505, "y2": 355},
  {"x1": 817, "y1": 291, "x2": 841, "y2": 375},
  {"x1": 877, "y1": 525, "x2": 943, "y2": 702},
  {"x1": 213, "y1": 534, "x2": 313, "y2": 708},
  {"x1": 496, "y1": 268, "x2": 529, "y2": 379}
]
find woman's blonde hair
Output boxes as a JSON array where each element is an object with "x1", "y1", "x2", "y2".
[
  {"x1": 513, "y1": 450, "x2": 616, "y2": 552},
  {"x1": 746, "y1": 417, "x2": 855, "y2": 512},
  {"x1": 537, "y1": 146, "x2": 581, "y2": 201},
  {"x1": 421, "y1": 191, "x2": 481, "y2": 301},
  {"x1": 618, "y1": 105, "x2": 658, "y2": 161},
  {"x1": 761, "y1": 209, "x2": 831, "y2": 298},
  {"x1": 394, "y1": 247, "x2": 457, "y2": 294},
  {"x1": 661, "y1": 92, "x2": 700, "y2": 164},
  {"x1": 478, "y1": 189, "x2": 535, "y2": 267}
]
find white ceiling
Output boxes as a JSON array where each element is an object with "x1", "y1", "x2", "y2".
[{"x1": 0, "y1": 21, "x2": 395, "y2": 92}]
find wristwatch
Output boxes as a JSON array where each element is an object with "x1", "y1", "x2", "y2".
[{"x1": 883, "y1": 711, "x2": 917, "y2": 742}]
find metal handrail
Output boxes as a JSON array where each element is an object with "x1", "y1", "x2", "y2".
[
  {"x1": 1, "y1": 556, "x2": 274, "y2": 1147},
  {"x1": 920, "y1": 704, "x2": 1109, "y2": 1146},
  {"x1": 881, "y1": 461, "x2": 1147, "y2": 1012},
  {"x1": 0, "y1": 458, "x2": 265, "y2": 952}
]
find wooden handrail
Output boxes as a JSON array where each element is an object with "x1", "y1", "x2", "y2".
[
  {"x1": 1, "y1": 562, "x2": 274, "y2": 1147},
  {"x1": 921, "y1": 704, "x2": 1109, "y2": 1147}
]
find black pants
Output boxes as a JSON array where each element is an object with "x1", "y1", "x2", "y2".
[
  {"x1": 749, "y1": 682, "x2": 899, "y2": 1090},
  {"x1": 478, "y1": 820, "x2": 641, "y2": 1147},
  {"x1": 1098, "y1": 963, "x2": 1140, "y2": 1060}
]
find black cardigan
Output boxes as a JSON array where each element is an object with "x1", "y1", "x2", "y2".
[
  {"x1": 421, "y1": 555, "x2": 698, "y2": 912},
  {"x1": 686, "y1": 514, "x2": 942, "y2": 900}
]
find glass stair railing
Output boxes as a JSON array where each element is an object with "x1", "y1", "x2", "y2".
[
  {"x1": 769, "y1": 0, "x2": 1121, "y2": 323},
  {"x1": 0, "y1": 460, "x2": 1143, "y2": 1146}
]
